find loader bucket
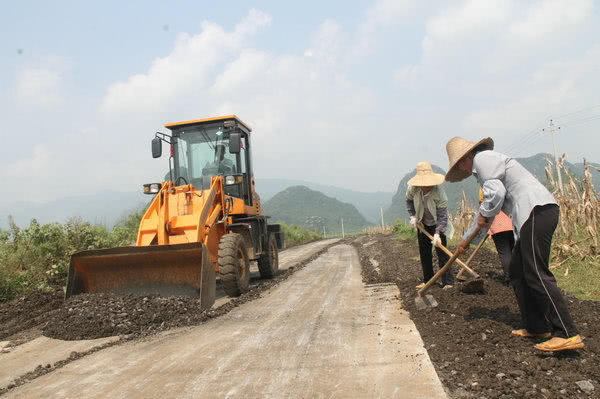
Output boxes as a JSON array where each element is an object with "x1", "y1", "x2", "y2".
[{"x1": 66, "y1": 243, "x2": 216, "y2": 309}]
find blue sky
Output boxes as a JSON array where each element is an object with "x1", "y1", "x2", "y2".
[{"x1": 2, "y1": 0, "x2": 600, "y2": 207}]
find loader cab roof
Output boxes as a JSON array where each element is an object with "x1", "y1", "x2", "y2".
[{"x1": 164, "y1": 115, "x2": 252, "y2": 134}]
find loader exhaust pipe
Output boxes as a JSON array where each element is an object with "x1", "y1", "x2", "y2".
[{"x1": 66, "y1": 243, "x2": 215, "y2": 309}]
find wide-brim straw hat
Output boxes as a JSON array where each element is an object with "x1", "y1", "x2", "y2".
[
  {"x1": 445, "y1": 137, "x2": 494, "y2": 182},
  {"x1": 407, "y1": 161, "x2": 445, "y2": 187}
]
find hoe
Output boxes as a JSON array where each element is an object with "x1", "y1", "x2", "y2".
[
  {"x1": 415, "y1": 226, "x2": 482, "y2": 310},
  {"x1": 66, "y1": 115, "x2": 284, "y2": 309}
]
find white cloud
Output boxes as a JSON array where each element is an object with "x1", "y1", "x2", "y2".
[
  {"x1": 101, "y1": 9, "x2": 272, "y2": 116},
  {"x1": 426, "y1": 0, "x2": 509, "y2": 42},
  {"x1": 353, "y1": 0, "x2": 418, "y2": 54},
  {"x1": 5, "y1": 1, "x2": 600, "y2": 206},
  {"x1": 309, "y1": 20, "x2": 344, "y2": 65},
  {"x1": 15, "y1": 58, "x2": 66, "y2": 108},
  {"x1": 507, "y1": 0, "x2": 592, "y2": 43},
  {"x1": 461, "y1": 46, "x2": 600, "y2": 164},
  {"x1": 212, "y1": 49, "x2": 270, "y2": 94},
  {"x1": 3, "y1": 145, "x2": 52, "y2": 179}
]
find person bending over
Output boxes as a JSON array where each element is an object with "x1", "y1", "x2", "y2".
[{"x1": 444, "y1": 136, "x2": 582, "y2": 352}]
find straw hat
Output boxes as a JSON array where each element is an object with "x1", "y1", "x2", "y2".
[
  {"x1": 407, "y1": 161, "x2": 445, "y2": 187},
  {"x1": 445, "y1": 137, "x2": 494, "y2": 182}
]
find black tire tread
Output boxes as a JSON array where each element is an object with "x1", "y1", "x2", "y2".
[
  {"x1": 218, "y1": 233, "x2": 249, "y2": 296},
  {"x1": 257, "y1": 233, "x2": 279, "y2": 279}
]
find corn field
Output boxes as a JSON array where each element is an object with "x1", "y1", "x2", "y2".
[
  {"x1": 546, "y1": 156, "x2": 599, "y2": 273},
  {"x1": 362, "y1": 225, "x2": 393, "y2": 235},
  {"x1": 450, "y1": 156, "x2": 600, "y2": 274}
]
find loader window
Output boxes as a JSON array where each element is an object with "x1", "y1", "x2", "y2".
[{"x1": 172, "y1": 126, "x2": 241, "y2": 189}]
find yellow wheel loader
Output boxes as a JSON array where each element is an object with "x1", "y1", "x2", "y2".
[{"x1": 66, "y1": 115, "x2": 284, "y2": 310}]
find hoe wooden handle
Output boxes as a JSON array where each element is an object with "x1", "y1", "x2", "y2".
[
  {"x1": 456, "y1": 233, "x2": 489, "y2": 280},
  {"x1": 418, "y1": 226, "x2": 482, "y2": 297},
  {"x1": 416, "y1": 224, "x2": 479, "y2": 278}
]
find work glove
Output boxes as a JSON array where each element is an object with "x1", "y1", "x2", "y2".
[
  {"x1": 431, "y1": 233, "x2": 442, "y2": 248},
  {"x1": 409, "y1": 216, "x2": 417, "y2": 228}
]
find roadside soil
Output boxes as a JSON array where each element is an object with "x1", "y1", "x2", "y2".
[
  {"x1": 0, "y1": 242, "x2": 337, "y2": 344},
  {"x1": 353, "y1": 233, "x2": 599, "y2": 399}
]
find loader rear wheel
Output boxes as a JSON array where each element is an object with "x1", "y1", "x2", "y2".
[
  {"x1": 258, "y1": 233, "x2": 279, "y2": 279},
  {"x1": 218, "y1": 233, "x2": 250, "y2": 297}
]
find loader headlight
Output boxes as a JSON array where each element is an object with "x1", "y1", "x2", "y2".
[
  {"x1": 224, "y1": 175, "x2": 236, "y2": 185},
  {"x1": 143, "y1": 183, "x2": 162, "y2": 194}
]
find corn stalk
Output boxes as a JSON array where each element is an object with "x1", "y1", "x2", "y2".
[{"x1": 452, "y1": 156, "x2": 599, "y2": 268}]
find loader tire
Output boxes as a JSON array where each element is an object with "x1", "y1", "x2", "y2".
[
  {"x1": 218, "y1": 233, "x2": 250, "y2": 297},
  {"x1": 257, "y1": 233, "x2": 279, "y2": 279}
]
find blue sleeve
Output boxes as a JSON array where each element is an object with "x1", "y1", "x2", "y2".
[{"x1": 435, "y1": 208, "x2": 447, "y2": 234}]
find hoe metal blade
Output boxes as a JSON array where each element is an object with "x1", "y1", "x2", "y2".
[{"x1": 415, "y1": 294, "x2": 438, "y2": 310}]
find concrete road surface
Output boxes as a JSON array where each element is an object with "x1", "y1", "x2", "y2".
[{"x1": 6, "y1": 244, "x2": 446, "y2": 399}]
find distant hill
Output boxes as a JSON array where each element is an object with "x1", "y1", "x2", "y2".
[
  {"x1": 384, "y1": 153, "x2": 600, "y2": 224},
  {"x1": 255, "y1": 178, "x2": 392, "y2": 224},
  {"x1": 0, "y1": 192, "x2": 149, "y2": 229},
  {"x1": 262, "y1": 186, "x2": 370, "y2": 234},
  {"x1": 573, "y1": 161, "x2": 600, "y2": 188},
  {"x1": 384, "y1": 165, "x2": 480, "y2": 224},
  {"x1": 0, "y1": 178, "x2": 391, "y2": 229}
]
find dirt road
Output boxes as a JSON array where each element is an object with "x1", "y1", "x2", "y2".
[{"x1": 5, "y1": 243, "x2": 446, "y2": 398}]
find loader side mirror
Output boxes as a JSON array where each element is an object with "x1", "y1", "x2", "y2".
[
  {"x1": 229, "y1": 133, "x2": 241, "y2": 154},
  {"x1": 152, "y1": 137, "x2": 162, "y2": 158}
]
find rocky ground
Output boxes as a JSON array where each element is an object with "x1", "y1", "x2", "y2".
[
  {"x1": 0, "y1": 243, "x2": 335, "y2": 344},
  {"x1": 1, "y1": 235, "x2": 598, "y2": 398},
  {"x1": 353, "y1": 233, "x2": 599, "y2": 399}
]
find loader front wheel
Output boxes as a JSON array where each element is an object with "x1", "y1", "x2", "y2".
[
  {"x1": 218, "y1": 233, "x2": 250, "y2": 297},
  {"x1": 257, "y1": 233, "x2": 279, "y2": 279}
]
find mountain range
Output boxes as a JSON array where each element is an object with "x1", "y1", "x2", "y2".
[
  {"x1": 1, "y1": 153, "x2": 597, "y2": 230},
  {"x1": 384, "y1": 153, "x2": 600, "y2": 224}
]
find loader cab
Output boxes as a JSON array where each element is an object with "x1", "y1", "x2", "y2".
[{"x1": 164, "y1": 115, "x2": 254, "y2": 204}]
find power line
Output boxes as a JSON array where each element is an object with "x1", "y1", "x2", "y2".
[
  {"x1": 502, "y1": 126, "x2": 546, "y2": 156},
  {"x1": 551, "y1": 104, "x2": 600, "y2": 121},
  {"x1": 560, "y1": 114, "x2": 600, "y2": 128},
  {"x1": 496, "y1": 106, "x2": 600, "y2": 158}
]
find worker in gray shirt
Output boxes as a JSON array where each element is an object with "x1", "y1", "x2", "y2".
[{"x1": 444, "y1": 136, "x2": 583, "y2": 352}]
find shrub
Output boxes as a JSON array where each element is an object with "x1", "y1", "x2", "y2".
[
  {"x1": 280, "y1": 223, "x2": 322, "y2": 248},
  {"x1": 0, "y1": 210, "x2": 143, "y2": 303},
  {"x1": 392, "y1": 220, "x2": 416, "y2": 240}
]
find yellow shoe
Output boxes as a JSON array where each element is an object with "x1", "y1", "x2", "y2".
[
  {"x1": 535, "y1": 335, "x2": 584, "y2": 352},
  {"x1": 511, "y1": 329, "x2": 551, "y2": 339}
]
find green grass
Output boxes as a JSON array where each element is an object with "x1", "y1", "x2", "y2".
[
  {"x1": 279, "y1": 223, "x2": 323, "y2": 248},
  {"x1": 553, "y1": 258, "x2": 600, "y2": 301},
  {"x1": 392, "y1": 221, "x2": 415, "y2": 241}
]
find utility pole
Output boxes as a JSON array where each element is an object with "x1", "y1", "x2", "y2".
[
  {"x1": 380, "y1": 207, "x2": 385, "y2": 228},
  {"x1": 323, "y1": 225, "x2": 326, "y2": 238},
  {"x1": 341, "y1": 218, "x2": 345, "y2": 238},
  {"x1": 543, "y1": 119, "x2": 563, "y2": 193}
]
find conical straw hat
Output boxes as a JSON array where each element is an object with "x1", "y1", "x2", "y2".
[
  {"x1": 445, "y1": 137, "x2": 494, "y2": 182},
  {"x1": 407, "y1": 161, "x2": 445, "y2": 187}
]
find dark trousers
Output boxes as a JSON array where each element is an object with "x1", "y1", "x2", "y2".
[
  {"x1": 417, "y1": 224, "x2": 452, "y2": 285},
  {"x1": 492, "y1": 230, "x2": 515, "y2": 282},
  {"x1": 509, "y1": 204, "x2": 578, "y2": 338}
]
